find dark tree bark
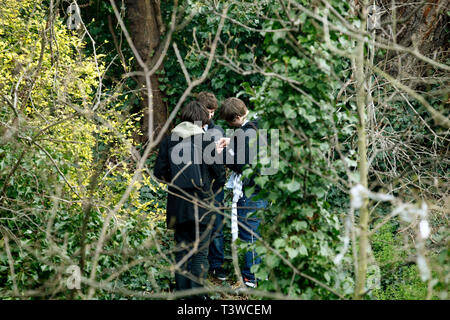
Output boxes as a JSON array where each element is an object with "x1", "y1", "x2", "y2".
[
  {"x1": 124, "y1": 0, "x2": 169, "y2": 142},
  {"x1": 392, "y1": 0, "x2": 448, "y2": 56},
  {"x1": 380, "y1": 0, "x2": 449, "y2": 83}
]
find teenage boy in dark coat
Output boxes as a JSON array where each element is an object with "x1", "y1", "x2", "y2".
[
  {"x1": 154, "y1": 101, "x2": 225, "y2": 296},
  {"x1": 197, "y1": 92, "x2": 227, "y2": 281},
  {"x1": 217, "y1": 97, "x2": 268, "y2": 288}
]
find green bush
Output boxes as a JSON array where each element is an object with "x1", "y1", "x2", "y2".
[{"x1": 372, "y1": 223, "x2": 431, "y2": 300}]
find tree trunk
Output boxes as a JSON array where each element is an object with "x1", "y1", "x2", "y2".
[
  {"x1": 380, "y1": 0, "x2": 449, "y2": 84},
  {"x1": 124, "y1": 0, "x2": 168, "y2": 142},
  {"x1": 353, "y1": 0, "x2": 370, "y2": 301}
]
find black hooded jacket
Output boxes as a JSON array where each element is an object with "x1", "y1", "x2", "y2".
[
  {"x1": 154, "y1": 121, "x2": 226, "y2": 228},
  {"x1": 204, "y1": 119, "x2": 225, "y2": 192},
  {"x1": 222, "y1": 119, "x2": 262, "y2": 194}
]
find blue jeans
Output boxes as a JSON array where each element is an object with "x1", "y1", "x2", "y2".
[
  {"x1": 237, "y1": 193, "x2": 268, "y2": 281},
  {"x1": 208, "y1": 190, "x2": 225, "y2": 270}
]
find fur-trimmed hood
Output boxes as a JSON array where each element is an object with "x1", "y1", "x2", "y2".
[{"x1": 171, "y1": 121, "x2": 204, "y2": 139}]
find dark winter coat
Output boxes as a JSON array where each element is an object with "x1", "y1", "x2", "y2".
[
  {"x1": 204, "y1": 119, "x2": 225, "y2": 192},
  {"x1": 154, "y1": 121, "x2": 226, "y2": 229},
  {"x1": 222, "y1": 119, "x2": 262, "y2": 194}
]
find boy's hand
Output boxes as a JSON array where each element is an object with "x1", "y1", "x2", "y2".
[
  {"x1": 217, "y1": 137, "x2": 230, "y2": 148},
  {"x1": 216, "y1": 145, "x2": 224, "y2": 154}
]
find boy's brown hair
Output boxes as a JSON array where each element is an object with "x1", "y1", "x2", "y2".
[
  {"x1": 180, "y1": 101, "x2": 210, "y2": 126},
  {"x1": 220, "y1": 97, "x2": 248, "y2": 122},
  {"x1": 197, "y1": 91, "x2": 218, "y2": 110}
]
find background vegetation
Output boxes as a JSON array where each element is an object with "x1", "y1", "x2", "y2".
[{"x1": 0, "y1": 0, "x2": 448, "y2": 300}]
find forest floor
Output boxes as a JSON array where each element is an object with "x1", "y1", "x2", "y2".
[{"x1": 206, "y1": 276, "x2": 250, "y2": 300}]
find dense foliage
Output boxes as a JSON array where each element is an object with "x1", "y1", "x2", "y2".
[
  {"x1": 0, "y1": 0, "x2": 171, "y2": 298},
  {"x1": 0, "y1": 0, "x2": 448, "y2": 300}
]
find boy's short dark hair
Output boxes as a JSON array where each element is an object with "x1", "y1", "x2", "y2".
[
  {"x1": 197, "y1": 91, "x2": 218, "y2": 110},
  {"x1": 180, "y1": 101, "x2": 210, "y2": 126},
  {"x1": 220, "y1": 97, "x2": 248, "y2": 122}
]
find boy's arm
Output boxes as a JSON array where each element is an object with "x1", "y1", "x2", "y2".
[
  {"x1": 203, "y1": 138, "x2": 227, "y2": 186},
  {"x1": 209, "y1": 161, "x2": 226, "y2": 188},
  {"x1": 217, "y1": 124, "x2": 255, "y2": 174},
  {"x1": 222, "y1": 135, "x2": 246, "y2": 174},
  {"x1": 153, "y1": 136, "x2": 171, "y2": 183}
]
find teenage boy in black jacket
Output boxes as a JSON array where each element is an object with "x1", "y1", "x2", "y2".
[
  {"x1": 217, "y1": 97, "x2": 268, "y2": 288},
  {"x1": 197, "y1": 92, "x2": 228, "y2": 281},
  {"x1": 154, "y1": 101, "x2": 225, "y2": 296}
]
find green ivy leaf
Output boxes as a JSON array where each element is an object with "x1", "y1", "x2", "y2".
[
  {"x1": 274, "y1": 238, "x2": 286, "y2": 248},
  {"x1": 286, "y1": 247, "x2": 298, "y2": 259},
  {"x1": 298, "y1": 244, "x2": 308, "y2": 256},
  {"x1": 293, "y1": 221, "x2": 308, "y2": 231},
  {"x1": 286, "y1": 180, "x2": 301, "y2": 192},
  {"x1": 282, "y1": 104, "x2": 297, "y2": 119}
]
